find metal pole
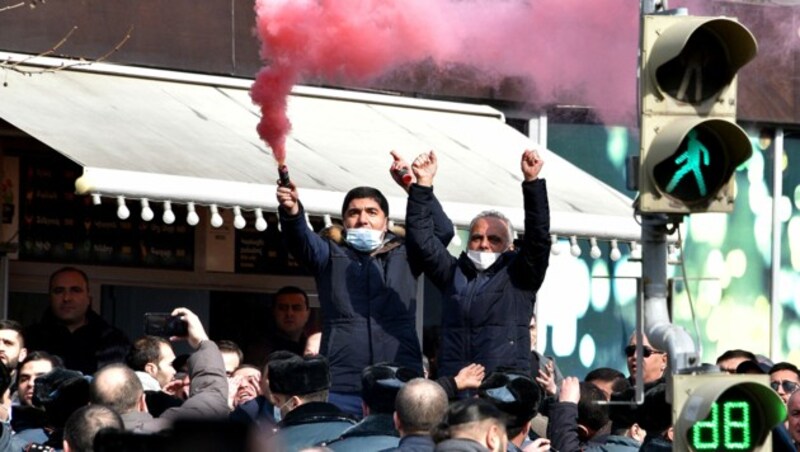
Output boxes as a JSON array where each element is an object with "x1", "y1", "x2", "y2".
[{"x1": 770, "y1": 128, "x2": 784, "y2": 361}]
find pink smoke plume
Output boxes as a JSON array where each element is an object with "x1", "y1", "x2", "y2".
[{"x1": 251, "y1": 0, "x2": 641, "y2": 163}]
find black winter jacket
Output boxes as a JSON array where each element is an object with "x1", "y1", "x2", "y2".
[
  {"x1": 279, "y1": 201, "x2": 452, "y2": 393},
  {"x1": 406, "y1": 180, "x2": 550, "y2": 377}
]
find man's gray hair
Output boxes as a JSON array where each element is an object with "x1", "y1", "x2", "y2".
[{"x1": 469, "y1": 210, "x2": 515, "y2": 247}]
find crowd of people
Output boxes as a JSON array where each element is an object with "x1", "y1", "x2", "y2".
[{"x1": 0, "y1": 150, "x2": 798, "y2": 451}]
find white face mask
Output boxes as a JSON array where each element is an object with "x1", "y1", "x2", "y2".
[
  {"x1": 467, "y1": 250, "x2": 501, "y2": 271},
  {"x1": 346, "y1": 228, "x2": 384, "y2": 252}
]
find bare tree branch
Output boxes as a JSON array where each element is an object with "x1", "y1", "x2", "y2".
[
  {"x1": 0, "y1": 2, "x2": 24, "y2": 13},
  {"x1": 1, "y1": 25, "x2": 134, "y2": 78}
]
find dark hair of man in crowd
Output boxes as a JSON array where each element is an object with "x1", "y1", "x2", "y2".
[
  {"x1": 716, "y1": 349, "x2": 756, "y2": 363},
  {"x1": 274, "y1": 286, "x2": 310, "y2": 309},
  {"x1": 20, "y1": 351, "x2": 64, "y2": 370},
  {"x1": 432, "y1": 398, "x2": 507, "y2": 443},
  {"x1": 341, "y1": 186, "x2": 389, "y2": 218},
  {"x1": 217, "y1": 340, "x2": 244, "y2": 363},
  {"x1": 126, "y1": 336, "x2": 170, "y2": 371},
  {"x1": 770, "y1": 362, "x2": 800, "y2": 379},
  {"x1": 49, "y1": 266, "x2": 90, "y2": 292},
  {"x1": 608, "y1": 387, "x2": 639, "y2": 435},
  {"x1": 89, "y1": 363, "x2": 143, "y2": 415},
  {"x1": 578, "y1": 382, "x2": 610, "y2": 434},
  {"x1": 63, "y1": 404, "x2": 123, "y2": 452},
  {"x1": 395, "y1": 378, "x2": 448, "y2": 436},
  {"x1": 585, "y1": 367, "x2": 626, "y2": 385},
  {"x1": 0, "y1": 319, "x2": 25, "y2": 347}
]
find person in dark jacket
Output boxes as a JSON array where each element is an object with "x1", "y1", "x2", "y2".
[
  {"x1": 276, "y1": 162, "x2": 453, "y2": 416},
  {"x1": 24, "y1": 267, "x2": 130, "y2": 375},
  {"x1": 326, "y1": 363, "x2": 420, "y2": 451},
  {"x1": 547, "y1": 376, "x2": 610, "y2": 452},
  {"x1": 432, "y1": 398, "x2": 508, "y2": 452},
  {"x1": 406, "y1": 150, "x2": 550, "y2": 379},
  {"x1": 584, "y1": 386, "x2": 645, "y2": 452},
  {"x1": 264, "y1": 351, "x2": 356, "y2": 451},
  {"x1": 382, "y1": 377, "x2": 448, "y2": 452},
  {"x1": 478, "y1": 369, "x2": 548, "y2": 452}
]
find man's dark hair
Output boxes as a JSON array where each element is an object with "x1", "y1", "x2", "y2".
[
  {"x1": 274, "y1": 286, "x2": 309, "y2": 310},
  {"x1": 0, "y1": 319, "x2": 24, "y2": 348},
  {"x1": 217, "y1": 340, "x2": 244, "y2": 362},
  {"x1": 90, "y1": 363, "x2": 143, "y2": 414},
  {"x1": 233, "y1": 364, "x2": 262, "y2": 375},
  {"x1": 49, "y1": 266, "x2": 90, "y2": 292},
  {"x1": 478, "y1": 370, "x2": 541, "y2": 438},
  {"x1": 126, "y1": 336, "x2": 170, "y2": 371},
  {"x1": 19, "y1": 351, "x2": 64, "y2": 372},
  {"x1": 64, "y1": 404, "x2": 123, "y2": 452},
  {"x1": 716, "y1": 349, "x2": 757, "y2": 364},
  {"x1": 608, "y1": 387, "x2": 639, "y2": 434},
  {"x1": 361, "y1": 363, "x2": 421, "y2": 414},
  {"x1": 432, "y1": 398, "x2": 506, "y2": 443},
  {"x1": 585, "y1": 367, "x2": 629, "y2": 395},
  {"x1": 585, "y1": 367, "x2": 626, "y2": 384},
  {"x1": 395, "y1": 378, "x2": 447, "y2": 435},
  {"x1": 770, "y1": 362, "x2": 800, "y2": 379},
  {"x1": 341, "y1": 186, "x2": 389, "y2": 218},
  {"x1": 578, "y1": 382, "x2": 609, "y2": 433},
  {"x1": 636, "y1": 380, "x2": 671, "y2": 435}
]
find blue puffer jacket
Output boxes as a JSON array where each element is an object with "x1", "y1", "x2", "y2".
[
  {"x1": 279, "y1": 202, "x2": 453, "y2": 393},
  {"x1": 406, "y1": 180, "x2": 550, "y2": 378}
]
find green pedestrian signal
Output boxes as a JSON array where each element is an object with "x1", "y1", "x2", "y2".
[
  {"x1": 663, "y1": 130, "x2": 710, "y2": 198},
  {"x1": 638, "y1": 15, "x2": 757, "y2": 214}
]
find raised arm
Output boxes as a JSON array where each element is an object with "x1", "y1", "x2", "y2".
[
  {"x1": 276, "y1": 180, "x2": 330, "y2": 273},
  {"x1": 161, "y1": 308, "x2": 229, "y2": 420},
  {"x1": 390, "y1": 150, "x2": 454, "y2": 245},
  {"x1": 511, "y1": 149, "x2": 550, "y2": 291},
  {"x1": 406, "y1": 151, "x2": 457, "y2": 286}
]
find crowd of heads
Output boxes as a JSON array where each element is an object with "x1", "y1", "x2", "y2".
[{"x1": 6, "y1": 263, "x2": 800, "y2": 451}]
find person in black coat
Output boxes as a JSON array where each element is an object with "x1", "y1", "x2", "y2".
[
  {"x1": 264, "y1": 351, "x2": 356, "y2": 451},
  {"x1": 406, "y1": 150, "x2": 550, "y2": 380},
  {"x1": 24, "y1": 267, "x2": 130, "y2": 375},
  {"x1": 276, "y1": 163, "x2": 453, "y2": 417}
]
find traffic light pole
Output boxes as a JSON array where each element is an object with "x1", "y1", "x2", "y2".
[{"x1": 640, "y1": 214, "x2": 700, "y2": 400}]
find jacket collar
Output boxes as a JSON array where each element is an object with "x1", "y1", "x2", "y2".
[
  {"x1": 339, "y1": 413, "x2": 398, "y2": 439},
  {"x1": 279, "y1": 401, "x2": 355, "y2": 428}
]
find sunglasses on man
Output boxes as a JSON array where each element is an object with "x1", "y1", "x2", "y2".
[
  {"x1": 624, "y1": 345, "x2": 665, "y2": 358},
  {"x1": 770, "y1": 379, "x2": 800, "y2": 393}
]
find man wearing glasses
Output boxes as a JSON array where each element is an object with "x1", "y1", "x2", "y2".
[
  {"x1": 769, "y1": 362, "x2": 800, "y2": 405},
  {"x1": 624, "y1": 334, "x2": 667, "y2": 384}
]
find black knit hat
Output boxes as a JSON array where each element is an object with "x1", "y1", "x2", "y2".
[
  {"x1": 478, "y1": 370, "x2": 541, "y2": 430},
  {"x1": 32, "y1": 368, "x2": 91, "y2": 428},
  {"x1": 267, "y1": 351, "x2": 330, "y2": 396}
]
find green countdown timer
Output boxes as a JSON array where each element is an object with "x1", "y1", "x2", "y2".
[{"x1": 690, "y1": 401, "x2": 752, "y2": 450}]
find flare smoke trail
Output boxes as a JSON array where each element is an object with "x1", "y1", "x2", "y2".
[{"x1": 251, "y1": 0, "x2": 641, "y2": 164}]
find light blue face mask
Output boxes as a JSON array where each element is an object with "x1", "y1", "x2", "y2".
[{"x1": 346, "y1": 228, "x2": 384, "y2": 252}]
